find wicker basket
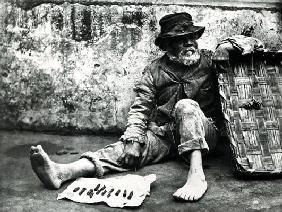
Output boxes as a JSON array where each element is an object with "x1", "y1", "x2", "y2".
[{"x1": 217, "y1": 50, "x2": 282, "y2": 177}]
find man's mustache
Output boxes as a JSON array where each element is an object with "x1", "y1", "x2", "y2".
[{"x1": 180, "y1": 47, "x2": 197, "y2": 56}]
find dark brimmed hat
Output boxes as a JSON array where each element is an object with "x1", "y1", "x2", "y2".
[{"x1": 155, "y1": 12, "x2": 205, "y2": 47}]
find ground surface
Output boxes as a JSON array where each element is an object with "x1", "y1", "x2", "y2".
[{"x1": 1, "y1": 130, "x2": 282, "y2": 212}]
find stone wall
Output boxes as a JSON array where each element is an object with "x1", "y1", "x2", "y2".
[{"x1": 0, "y1": 0, "x2": 281, "y2": 133}]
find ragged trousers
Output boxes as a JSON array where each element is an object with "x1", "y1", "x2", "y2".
[{"x1": 80, "y1": 99, "x2": 219, "y2": 177}]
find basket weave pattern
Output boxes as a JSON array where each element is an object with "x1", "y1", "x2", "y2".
[{"x1": 218, "y1": 52, "x2": 282, "y2": 174}]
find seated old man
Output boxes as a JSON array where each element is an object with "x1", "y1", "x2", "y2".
[{"x1": 30, "y1": 12, "x2": 223, "y2": 201}]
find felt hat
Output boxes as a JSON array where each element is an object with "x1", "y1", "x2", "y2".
[{"x1": 155, "y1": 12, "x2": 205, "y2": 47}]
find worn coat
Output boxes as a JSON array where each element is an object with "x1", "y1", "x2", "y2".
[{"x1": 122, "y1": 50, "x2": 223, "y2": 143}]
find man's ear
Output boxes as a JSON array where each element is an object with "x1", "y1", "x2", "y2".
[
  {"x1": 163, "y1": 41, "x2": 174, "y2": 53},
  {"x1": 159, "y1": 39, "x2": 171, "y2": 52},
  {"x1": 162, "y1": 42, "x2": 168, "y2": 52}
]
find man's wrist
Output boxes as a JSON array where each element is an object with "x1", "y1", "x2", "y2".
[{"x1": 121, "y1": 136, "x2": 145, "y2": 146}]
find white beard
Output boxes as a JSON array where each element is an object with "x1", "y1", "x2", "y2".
[{"x1": 167, "y1": 48, "x2": 201, "y2": 66}]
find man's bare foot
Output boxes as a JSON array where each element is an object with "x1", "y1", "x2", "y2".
[
  {"x1": 30, "y1": 145, "x2": 64, "y2": 189},
  {"x1": 173, "y1": 170, "x2": 207, "y2": 201}
]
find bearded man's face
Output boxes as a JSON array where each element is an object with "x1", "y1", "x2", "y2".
[{"x1": 166, "y1": 36, "x2": 201, "y2": 66}]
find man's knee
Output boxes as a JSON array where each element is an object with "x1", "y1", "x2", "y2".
[{"x1": 174, "y1": 99, "x2": 200, "y2": 115}]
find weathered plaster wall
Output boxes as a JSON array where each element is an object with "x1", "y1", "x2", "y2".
[{"x1": 0, "y1": 1, "x2": 281, "y2": 133}]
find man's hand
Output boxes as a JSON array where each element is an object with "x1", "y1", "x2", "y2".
[{"x1": 118, "y1": 139, "x2": 142, "y2": 169}]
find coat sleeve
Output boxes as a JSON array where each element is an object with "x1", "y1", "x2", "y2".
[{"x1": 121, "y1": 66, "x2": 157, "y2": 143}]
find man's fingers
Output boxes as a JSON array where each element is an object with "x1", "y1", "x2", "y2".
[
  {"x1": 129, "y1": 155, "x2": 142, "y2": 169},
  {"x1": 135, "y1": 155, "x2": 142, "y2": 168},
  {"x1": 126, "y1": 156, "x2": 136, "y2": 167},
  {"x1": 117, "y1": 152, "x2": 125, "y2": 164},
  {"x1": 120, "y1": 154, "x2": 139, "y2": 168},
  {"x1": 124, "y1": 156, "x2": 130, "y2": 166},
  {"x1": 127, "y1": 156, "x2": 136, "y2": 168},
  {"x1": 119, "y1": 142, "x2": 142, "y2": 168}
]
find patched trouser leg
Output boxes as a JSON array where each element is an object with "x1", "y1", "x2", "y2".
[
  {"x1": 80, "y1": 130, "x2": 171, "y2": 178},
  {"x1": 174, "y1": 99, "x2": 219, "y2": 155}
]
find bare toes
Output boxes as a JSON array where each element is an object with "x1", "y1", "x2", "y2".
[
  {"x1": 180, "y1": 192, "x2": 186, "y2": 200},
  {"x1": 36, "y1": 145, "x2": 44, "y2": 153},
  {"x1": 30, "y1": 146, "x2": 38, "y2": 154},
  {"x1": 189, "y1": 193, "x2": 196, "y2": 201},
  {"x1": 29, "y1": 145, "x2": 62, "y2": 189},
  {"x1": 173, "y1": 190, "x2": 180, "y2": 198},
  {"x1": 174, "y1": 180, "x2": 208, "y2": 202},
  {"x1": 183, "y1": 193, "x2": 190, "y2": 201}
]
